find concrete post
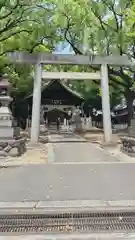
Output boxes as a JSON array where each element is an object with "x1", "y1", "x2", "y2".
[
  {"x1": 101, "y1": 64, "x2": 112, "y2": 143},
  {"x1": 30, "y1": 63, "x2": 42, "y2": 143}
]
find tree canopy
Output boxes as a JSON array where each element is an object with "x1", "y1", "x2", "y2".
[
  {"x1": 0, "y1": 0, "x2": 135, "y2": 120},
  {"x1": 48, "y1": 0, "x2": 135, "y2": 124},
  {"x1": 0, "y1": 0, "x2": 60, "y2": 96}
]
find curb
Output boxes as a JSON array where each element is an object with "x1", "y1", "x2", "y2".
[
  {"x1": 0, "y1": 200, "x2": 135, "y2": 213},
  {"x1": 0, "y1": 233, "x2": 134, "y2": 239},
  {"x1": 0, "y1": 165, "x2": 22, "y2": 168},
  {"x1": 47, "y1": 142, "x2": 55, "y2": 163},
  {"x1": 47, "y1": 140, "x2": 87, "y2": 143}
]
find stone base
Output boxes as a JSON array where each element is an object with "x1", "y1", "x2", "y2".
[
  {"x1": 39, "y1": 136, "x2": 48, "y2": 144},
  {"x1": 120, "y1": 136, "x2": 135, "y2": 157},
  {"x1": 73, "y1": 123, "x2": 83, "y2": 134},
  {"x1": 74, "y1": 129, "x2": 83, "y2": 134},
  {"x1": 0, "y1": 127, "x2": 14, "y2": 138},
  {"x1": 130, "y1": 119, "x2": 135, "y2": 137},
  {"x1": 0, "y1": 138, "x2": 26, "y2": 157}
]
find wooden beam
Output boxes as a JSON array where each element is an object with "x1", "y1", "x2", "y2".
[
  {"x1": 41, "y1": 71, "x2": 101, "y2": 80},
  {"x1": 7, "y1": 52, "x2": 131, "y2": 66}
]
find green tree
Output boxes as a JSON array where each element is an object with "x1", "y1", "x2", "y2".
[
  {"x1": 0, "y1": 0, "x2": 37, "y2": 55},
  {"x1": 0, "y1": 0, "x2": 60, "y2": 96},
  {"x1": 49, "y1": 0, "x2": 134, "y2": 129}
]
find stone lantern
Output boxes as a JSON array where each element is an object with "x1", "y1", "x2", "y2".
[
  {"x1": 0, "y1": 74, "x2": 26, "y2": 157},
  {"x1": 0, "y1": 74, "x2": 13, "y2": 139}
]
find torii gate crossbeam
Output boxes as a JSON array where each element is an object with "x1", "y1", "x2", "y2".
[{"x1": 41, "y1": 71, "x2": 100, "y2": 80}]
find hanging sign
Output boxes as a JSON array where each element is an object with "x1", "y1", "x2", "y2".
[{"x1": 51, "y1": 100, "x2": 62, "y2": 105}]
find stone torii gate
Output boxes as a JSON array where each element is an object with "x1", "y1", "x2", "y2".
[{"x1": 8, "y1": 52, "x2": 131, "y2": 144}]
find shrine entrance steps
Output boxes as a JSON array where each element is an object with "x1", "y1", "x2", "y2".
[
  {"x1": 47, "y1": 124, "x2": 73, "y2": 134},
  {"x1": 48, "y1": 132, "x2": 86, "y2": 143},
  {"x1": 46, "y1": 124, "x2": 86, "y2": 142}
]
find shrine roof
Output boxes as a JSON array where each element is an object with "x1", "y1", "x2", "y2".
[{"x1": 26, "y1": 79, "x2": 84, "y2": 100}]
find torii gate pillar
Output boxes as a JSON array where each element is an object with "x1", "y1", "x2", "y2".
[
  {"x1": 101, "y1": 64, "x2": 112, "y2": 143},
  {"x1": 30, "y1": 63, "x2": 42, "y2": 143}
]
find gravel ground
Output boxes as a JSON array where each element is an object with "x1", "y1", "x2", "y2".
[{"x1": 0, "y1": 143, "x2": 48, "y2": 167}]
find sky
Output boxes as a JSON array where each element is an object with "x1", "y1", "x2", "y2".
[{"x1": 53, "y1": 42, "x2": 74, "y2": 54}]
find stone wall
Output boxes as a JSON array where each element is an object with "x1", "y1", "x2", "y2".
[
  {"x1": 0, "y1": 138, "x2": 26, "y2": 157},
  {"x1": 120, "y1": 136, "x2": 135, "y2": 157}
]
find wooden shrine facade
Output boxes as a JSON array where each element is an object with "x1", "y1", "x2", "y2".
[{"x1": 27, "y1": 79, "x2": 84, "y2": 123}]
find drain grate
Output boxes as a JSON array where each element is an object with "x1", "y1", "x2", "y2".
[{"x1": 0, "y1": 211, "x2": 135, "y2": 233}]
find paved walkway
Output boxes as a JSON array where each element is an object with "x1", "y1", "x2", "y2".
[
  {"x1": 0, "y1": 132, "x2": 134, "y2": 204},
  {"x1": 48, "y1": 133, "x2": 119, "y2": 163},
  {"x1": 0, "y1": 162, "x2": 135, "y2": 201},
  {"x1": 0, "y1": 134, "x2": 134, "y2": 239},
  {"x1": 52, "y1": 142, "x2": 119, "y2": 163}
]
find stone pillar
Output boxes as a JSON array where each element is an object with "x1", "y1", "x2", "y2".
[
  {"x1": 30, "y1": 63, "x2": 42, "y2": 143},
  {"x1": 101, "y1": 64, "x2": 112, "y2": 143}
]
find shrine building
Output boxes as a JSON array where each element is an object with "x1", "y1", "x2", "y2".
[{"x1": 26, "y1": 79, "x2": 84, "y2": 123}]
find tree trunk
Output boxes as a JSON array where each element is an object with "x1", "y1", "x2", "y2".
[{"x1": 125, "y1": 91, "x2": 134, "y2": 136}]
